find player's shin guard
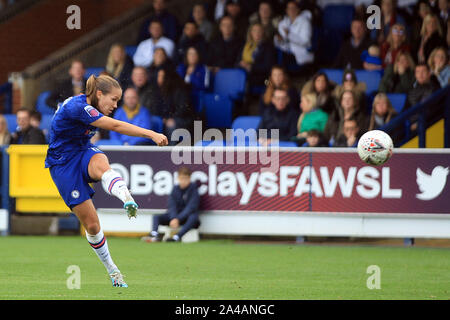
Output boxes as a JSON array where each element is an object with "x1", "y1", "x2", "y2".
[
  {"x1": 101, "y1": 169, "x2": 133, "y2": 204},
  {"x1": 86, "y1": 229, "x2": 118, "y2": 274}
]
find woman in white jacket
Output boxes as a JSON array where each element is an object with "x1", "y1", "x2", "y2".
[{"x1": 274, "y1": 1, "x2": 314, "y2": 67}]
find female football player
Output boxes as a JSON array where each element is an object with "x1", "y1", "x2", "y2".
[{"x1": 45, "y1": 74, "x2": 168, "y2": 287}]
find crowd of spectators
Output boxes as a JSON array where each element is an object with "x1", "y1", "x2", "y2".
[{"x1": 2, "y1": 0, "x2": 449, "y2": 149}]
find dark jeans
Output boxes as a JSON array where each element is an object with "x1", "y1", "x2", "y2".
[{"x1": 152, "y1": 212, "x2": 200, "y2": 238}]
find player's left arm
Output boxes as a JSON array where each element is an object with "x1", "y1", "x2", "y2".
[{"x1": 90, "y1": 116, "x2": 168, "y2": 146}]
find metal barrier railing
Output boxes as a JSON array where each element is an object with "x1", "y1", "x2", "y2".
[{"x1": 380, "y1": 86, "x2": 450, "y2": 148}]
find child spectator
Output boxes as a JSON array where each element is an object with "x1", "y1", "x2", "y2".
[
  {"x1": 144, "y1": 166, "x2": 200, "y2": 243},
  {"x1": 0, "y1": 115, "x2": 10, "y2": 146},
  {"x1": 301, "y1": 72, "x2": 336, "y2": 114},
  {"x1": 105, "y1": 44, "x2": 134, "y2": 89},
  {"x1": 260, "y1": 65, "x2": 299, "y2": 114},
  {"x1": 379, "y1": 51, "x2": 416, "y2": 93},
  {"x1": 110, "y1": 87, "x2": 153, "y2": 145},
  {"x1": 428, "y1": 46, "x2": 450, "y2": 87},
  {"x1": 238, "y1": 23, "x2": 276, "y2": 87},
  {"x1": 301, "y1": 129, "x2": 328, "y2": 147},
  {"x1": 368, "y1": 93, "x2": 398, "y2": 131},
  {"x1": 362, "y1": 45, "x2": 383, "y2": 71},
  {"x1": 380, "y1": 23, "x2": 410, "y2": 68}
]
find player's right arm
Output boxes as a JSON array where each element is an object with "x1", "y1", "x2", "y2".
[{"x1": 91, "y1": 116, "x2": 168, "y2": 146}]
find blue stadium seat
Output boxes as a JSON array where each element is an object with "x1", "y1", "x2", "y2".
[
  {"x1": 203, "y1": 93, "x2": 233, "y2": 128},
  {"x1": 386, "y1": 93, "x2": 407, "y2": 113},
  {"x1": 36, "y1": 91, "x2": 54, "y2": 115},
  {"x1": 232, "y1": 116, "x2": 261, "y2": 132},
  {"x1": 269, "y1": 141, "x2": 298, "y2": 147},
  {"x1": 125, "y1": 46, "x2": 137, "y2": 58},
  {"x1": 85, "y1": 67, "x2": 104, "y2": 78},
  {"x1": 323, "y1": 4, "x2": 355, "y2": 33},
  {"x1": 355, "y1": 70, "x2": 382, "y2": 95},
  {"x1": 95, "y1": 139, "x2": 123, "y2": 146},
  {"x1": 320, "y1": 69, "x2": 344, "y2": 85},
  {"x1": 213, "y1": 69, "x2": 247, "y2": 101},
  {"x1": 4, "y1": 114, "x2": 17, "y2": 133},
  {"x1": 40, "y1": 114, "x2": 53, "y2": 132},
  {"x1": 150, "y1": 115, "x2": 163, "y2": 133}
]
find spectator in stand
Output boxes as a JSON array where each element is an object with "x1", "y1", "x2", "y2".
[
  {"x1": 333, "y1": 118, "x2": 361, "y2": 148},
  {"x1": 407, "y1": 63, "x2": 441, "y2": 108},
  {"x1": 332, "y1": 69, "x2": 367, "y2": 111},
  {"x1": 257, "y1": 88, "x2": 299, "y2": 146},
  {"x1": 379, "y1": 51, "x2": 416, "y2": 93},
  {"x1": 130, "y1": 66, "x2": 152, "y2": 106},
  {"x1": 30, "y1": 110, "x2": 41, "y2": 129},
  {"x1": 248, "y1": 1, "x2": 280, "y2": 41},
  {"x1": 0, "y1": 115, "x2": 11, "y2": 146},
  {"x1": 416, "y1": 14, "x2": 447, "y2": 64},
  {"x1": 292, "y1": 92, "x2": 328, "y2": 145},
  {"x1": 144, "y1": 166, "x2": 200, "y2": 243},
  {"x1": 412, "y1": 0, "x2": 433, "y2": 49},
  {"x1": 362, "y1": 45, "x2": 383, "y2": 72},
  {"x1": 274, "y1": 1, "x2": 314, "y2": 68},
  {"x1": 147, "y1": 47, "x2": 174, "y2": 84},
  {"x1": 260, "y1": 65, "x2": 299, "y2": 114},
  {"x1": 192, "y1": 3, "x2": 214, "y2": 41},
  {"x1": 212, "y1": 0, "x2": 227, "y2": 21},
  {"x1": 371, "y1": 0, "x2": 407, "y2": 45},
  {"x1": 368, "y1": 93, "x2": 398, "y2": 131},
  {"x1": 133, "y1": 20, "x2": 175, "y2": 68},
  {"x1": 301, "y1": 72, "x2": 336, "y2": 114},
  {"x1": 10, "y1": 108, "x2": 46, "y2": 145},
  {"x1": 46, "y1": 60, "x2": 86, "y2": 110},
  {"x1": 142, "y1": 68, "x2": 194, "y2": 143},
  {"x1": 334, "y1": 19, "x2": 372, "y2": 70},
  {"x1": 176, "y1": 21, "x2": 208, "y2": 64},
  {"x1": 428, "y1": 46, "x2": 450, "y2": 87},
  {"x1": 110, "y1": 87, "x2": 153, "y2": 146},
  {"x1": 438, "y1": 0, "x2": 449, "y2": 39},
  {"x1": 207, "y1": 16, "x2": 244, "y2": 72},
  {"x1": 301, "y1": 129, "x2": 328, "y2": 147},
  {"x1": 324, "y1": 90, "x2": 368, "y2": 146},
  {"x1": 238, "y1": 23, "x2": 276, "y2": 87},
  {"x1": 176, "y1": 46, "x2": 210, "y2": 111},
  {"x1": 224, "y1": 0, "x2": 248, "y2": 33},
  {"x1": 137, "y1": 0, "x2": 179, "y2": 43},
  {"x1": 380, "y1": 23, "x2": 410, "y2": 68},
  {"x1": 105, "y1": 44, "x2": 134, "y2": 89}
]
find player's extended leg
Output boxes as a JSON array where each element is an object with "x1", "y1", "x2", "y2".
[
  {"x1": 88, "y1": 153, "x2": 138, "y2": 218},
  {"x1": 72, "y1": 199, "x2": 128, "y2": 288}
]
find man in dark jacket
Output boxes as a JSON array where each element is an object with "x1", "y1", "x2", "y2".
[
  {"x1": 46, "y1": 60, "x2": 86, "y2": 110},
  {"x1": 176, "y1": 21, "x2": 208, "y2": 63},
  {"x1": 334, "y1": 19, "x2": 372, "y2": 70},
  {"x1": 407, "y1": 63, "x2": 441, "y2": 107},
  {"x1": 258, "y1": 88, "x2": 299, "y2": 145},
  {"x1": 10, "y1": 108, "x2": 46, "y2": 144},
  {"x1": 207, "y1": 16, "x2": 244, "y2": 72},
  {"x1": 147, "y1": 167, "x2": 200, "y2": 242}
]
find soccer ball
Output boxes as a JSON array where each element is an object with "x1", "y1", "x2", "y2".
[{"x1": 357, "y1": 130, "x2": 393, "y2": 166}]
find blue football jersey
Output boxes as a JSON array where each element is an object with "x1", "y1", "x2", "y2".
[{"x1": 45, "y1": 94, "x2": 104, "y2": 167}]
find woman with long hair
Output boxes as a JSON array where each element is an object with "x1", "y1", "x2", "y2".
[
  {"x1": 105, "y1": 44, "x2": 134, "y2": 89},
  {"x1": 380, "y1": 23, "x2": 410, "y2": 67},
  {"x1": 428, "y1": 46, "x2": 450, "y2": 87},
  {"x1": 417, "y1": 14, "x2": 447, "y2": 63},
  {"x1": 379, "y1": 51, "x2": 416, "y2": 93},
  {"x1": 0, "y1": 115, "x2": 11, "y2": 146},
  {"x1": 368, "y1": 93, "x2": 398, "y2": 131},
  {"x1": 301, "y1": 72, "x2": 336, "y2": 114},
  {"x1": 45, "y1": 74, "x2": 168, "y2": 287}
]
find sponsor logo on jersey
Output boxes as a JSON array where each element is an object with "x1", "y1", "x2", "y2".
[{"x1": 84, "y1": 105, "x2": 99, "y2": 117}]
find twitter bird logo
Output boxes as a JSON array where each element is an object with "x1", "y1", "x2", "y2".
[{"x1": 416, "y1": 166, "x2": 449, "y2": 200}]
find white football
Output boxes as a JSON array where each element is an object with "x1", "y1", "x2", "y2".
[{"x1": 357, "y1": 130, "x2": 394, "y2": 166}]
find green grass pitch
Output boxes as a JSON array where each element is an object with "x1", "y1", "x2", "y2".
[{"x1": 0, "y1": 236, "x2": 448, "y2": 300}]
